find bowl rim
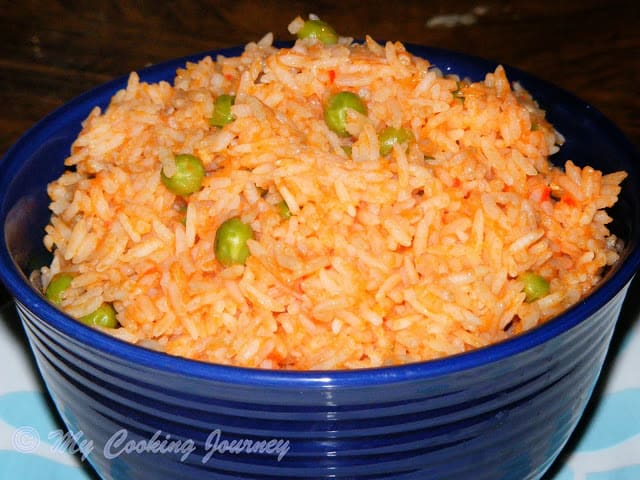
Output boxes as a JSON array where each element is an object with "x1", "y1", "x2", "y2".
[{"x1": 1, "y1": 42, "x2": 639, "y2": 388}]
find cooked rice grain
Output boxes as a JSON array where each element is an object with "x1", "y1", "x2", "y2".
[{"x1": 41, "y1": 23, "x2": 626, "y2": 369}]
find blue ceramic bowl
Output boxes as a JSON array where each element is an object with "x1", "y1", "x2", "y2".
[{"x1": 1, "y1": 44, "x2": 639, "y2": 480}]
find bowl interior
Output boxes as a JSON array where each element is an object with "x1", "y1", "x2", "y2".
[{"x1": 1, "y1": 43, "x2": 639, "y2": 384}]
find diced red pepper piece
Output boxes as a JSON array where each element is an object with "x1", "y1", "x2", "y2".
[{"x1": 562, "y1": 194, "x2": 576, "y2": 207}]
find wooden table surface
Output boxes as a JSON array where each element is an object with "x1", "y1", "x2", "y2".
[{"x1": 1, "y1": 3, "x2": 639, "y2": 278}]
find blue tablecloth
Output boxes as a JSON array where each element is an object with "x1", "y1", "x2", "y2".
[{"x1": 1, "y1": 291, "x2": 639, "y2": 479}]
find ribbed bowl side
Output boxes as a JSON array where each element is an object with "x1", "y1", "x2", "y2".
[{"x1": 15, "y1": 283, "x2": 627, "y2": 480}]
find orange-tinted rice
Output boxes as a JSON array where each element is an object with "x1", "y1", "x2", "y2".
[{"x1": 39, "y1": 18, "x2": 627, "y2": 369}]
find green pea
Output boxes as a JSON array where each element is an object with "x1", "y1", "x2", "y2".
[
  {"x1": 324, "y1": 91, "x2": 368, "y2": 137},
  {"x1": 276, "y1": 200, "x2": 291, "y2": 219},
  {"x1": 452, "y1": 81, "x2": 465, "y2": 103},
  {"x1": 378, "y1": 127, "x2": 415, "y2": 156},
  {"x1": 45, "y1": 273, "x2": 74, "y2": 305},
  {"x1": 214, "y1": 217, "x2": 254, "y2": 266},
  {"x1": 297, "y1": 19, "x2": 339, "y2": 45},
  {"x1": 209, "y1": 94, "x2": 236, "y2": 127},
  {"x1": 80, "y1": 303, "x2": 118, "y2": 328},
  {"x1": 519, "y1": 272, "x2": 550, "y2": 303},
  {"x1": 161, "y1": 153, "x2": 205, "y2": 196}
]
